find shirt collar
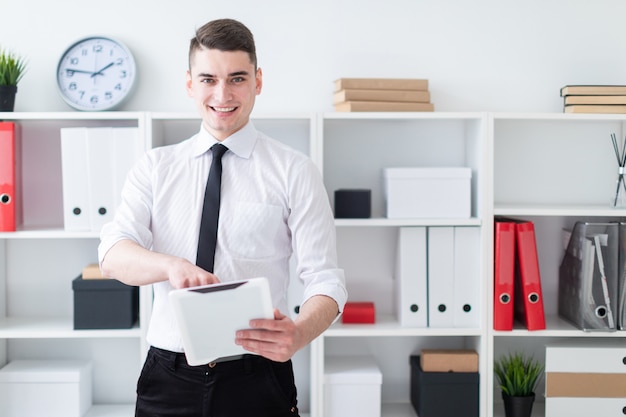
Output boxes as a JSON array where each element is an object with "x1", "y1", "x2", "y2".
[{"x1": 191, "y1": 121, "x2": 257, "y2": 159}]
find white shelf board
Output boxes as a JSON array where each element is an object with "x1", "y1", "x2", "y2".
[
  {"x1": 0, "y1": 226, "x2": 100, "y2": 239},
  {"x1": 0, "y1": 317, "x2": 141, "y2": 338},
  {"x1": 0, "y1": 111, "x2": 144, "y2": 121},
  {"x1": 325, "y1": 314, "x2": 482, "y2": 337},
  {"x1": 335, "y1": 217, "x2": 482, "y2": 227},
  {"x1": 322, "y1": 111, "x2": 485, "y2": 120},
  {"x1": 494, "y1": 204, "x2": 626, "y2": 217},
  {"x1": 85, "y1": 405, "x2": 135, "y2": 417},
  {"x1": 491, "y1": 315, "x2": 626, "y2": 338}
]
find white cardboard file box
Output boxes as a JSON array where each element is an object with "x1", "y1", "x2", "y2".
[
  {"x1": 384, "y1": 167, "x2": 471, "y2": 218},
  {"x1": 0, "y1": 360, "x2": 92, "y2": 417},
  {"x1": 324, "y1": 355, "x2": 382, "y2": 417}
]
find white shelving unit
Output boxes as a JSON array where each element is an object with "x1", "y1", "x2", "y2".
[
  {"x1": 4, "y1": 110, "x2": 624, "y2": 417},
  {"x1": 490, "y1": 112, "x2": 626, "y2": 417}
]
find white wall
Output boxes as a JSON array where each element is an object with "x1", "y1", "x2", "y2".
[{"x1": 3, "y1": 0, "x2": 626, "y2": 113}]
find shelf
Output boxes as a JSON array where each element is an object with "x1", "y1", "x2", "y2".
[
  {"x1": 334, "y1": 217, "x2": 482, "y2": 227},
  {"x1": 494, "y1": 204, "x2": 626, "y2": 217},
  {"x1": 0, "y1": 317, "x2": 142, "y2": 338},
  {"x1": 491, "y1": 315, "x2": 626, "y2": 338},
  {"x1": 85, "y1": 405, "x2": 135, "y2": 417},
  {"x1": 325, "y1": 314, "x2": 482, "y2": 337},
  {"x1": 0, "y1": 227, "x2": 100, "y2": 239}
]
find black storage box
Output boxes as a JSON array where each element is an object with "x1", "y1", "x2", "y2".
[
  {"x1": 334, "y1": 189, "x2": 371, "y2": 218},
  {"x1": 410, "y1": 355, "x2": 479, "y2": 417},
  {"x1": 72, "y1": 275, "x2": 139, "y2": 329}
]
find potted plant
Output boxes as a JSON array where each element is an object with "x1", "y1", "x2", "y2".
[
  {"x1": 494, "y1": 352, "x2": 544, "y2": 417},
  {"x1": 0, "y1": 47, "x2": 27, "y2": 111}
]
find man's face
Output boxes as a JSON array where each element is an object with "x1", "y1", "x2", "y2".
[{"x1": 186, "y1": 48, "x2": 262, "y2": 141}]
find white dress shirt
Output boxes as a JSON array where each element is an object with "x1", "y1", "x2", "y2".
[{"x1": 98, "y1": 121, "x2": 347, "y2": 352}]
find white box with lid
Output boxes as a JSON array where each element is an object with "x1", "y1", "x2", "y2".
[
  {"x1": 384, "y1": 167, "x2": 472, "y2": 218},
  {"x1": 324, "y1": 355, "x2": 382, "y2": 417},
  {"x1": 0, "y1": 360, "x2": 92, "y2": 417}
]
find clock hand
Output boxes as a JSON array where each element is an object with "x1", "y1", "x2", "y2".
[
  {"x1": 91, "y1": 62, "x2": 115, "y2": 77},
  {"x1": 65, "y1": 68, "x2": 95, "y2": 75}
]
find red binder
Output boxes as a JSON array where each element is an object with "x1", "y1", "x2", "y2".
[
  {"x1": 0, "y1": 122, "x2": 20, "y2": 232},
  {"x1": 494, "y1": 220, "x2": 515, "y2": 330},
  {"x1": 514, "y1": 220, "x2": 546, "y2": 330}
]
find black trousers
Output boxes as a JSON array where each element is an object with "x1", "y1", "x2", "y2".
[{"x1": 136, "y1": 346, "x2": 300, "y2": 417}]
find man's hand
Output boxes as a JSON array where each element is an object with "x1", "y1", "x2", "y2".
[
  {"x1": 167, "y1": 257, "x2": 220, "y2": 289},
  {"x1": 235, "y1": 309, "x2": 304, "y2": 362}
]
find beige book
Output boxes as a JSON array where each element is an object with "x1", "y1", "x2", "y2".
[
  {"x1": 334, "y1": 78, "x2": 428, "y2": 92},
  {"x1": 561, "y1": 85, "x2": 626, "y2": 96},
  {"x1": 335, "y1": 101, "x2": 434, "y2": 112},
  {"x1": 564, "y1": 95, "x2": 626, "y2": 105},
  {"x1": 333, "y1": 89, "x2": 430, "y2": 104},
  {"x1": 564, "y1": 104, "x2": 626, "y2": 114}
]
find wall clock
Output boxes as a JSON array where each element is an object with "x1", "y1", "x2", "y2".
[{"x1": 56, "y1": 36, "x2": 137, "y2": 111}]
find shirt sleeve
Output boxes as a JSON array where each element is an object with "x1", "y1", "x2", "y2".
[
  {"x1": 287, "y1": 157, "x2": 348, "y2": 314},
  {"x1": 98, "y1": 151, "x2": 155, "y2": 265}
]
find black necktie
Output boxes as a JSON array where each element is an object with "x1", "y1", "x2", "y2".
[{"x1": 196, "y1": 143, "x2": 228, "y2": 272}]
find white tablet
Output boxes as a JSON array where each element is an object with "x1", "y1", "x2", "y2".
[{"x1": 169, "y1": 277, "x2": 274, "y2": 366}]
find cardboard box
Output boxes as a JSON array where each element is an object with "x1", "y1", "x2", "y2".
[
  {"x1": 545, "y1": 339, "x2": 626, "y2": 397},
  {"x1": 383, "y1": 167, "x2": 471, "y2": 218},
  {"x1": 324, "y1": 356, "x2": 382, "y2": 417},
  {"x1": 0, "y1": 360, "x2": 92, "y2": 417},
  {"x1": 410, "y1": 355, "x2": 479, "y2": 417},
  {"x1": 420, "y1": 349, "x2": 479, "y2": 372},
  {"x1": 72, "y1": 275, "x2": 138, "y2": 329}
]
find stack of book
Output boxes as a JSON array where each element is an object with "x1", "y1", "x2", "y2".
[
  {"x1": 561, "y1": 85, "x2": 626, "y2": 114},
  {"x1": 333, "y1": 78, "x2": 434, "y2": 112}
]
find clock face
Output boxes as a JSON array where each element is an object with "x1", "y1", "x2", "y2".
[{"x1": 56, "y1": 36, "x2": 136, "y2": 111}]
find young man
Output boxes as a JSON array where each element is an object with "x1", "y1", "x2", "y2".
[{"x1": 98, "y1": 18, "x2": 347, "y2": 417}]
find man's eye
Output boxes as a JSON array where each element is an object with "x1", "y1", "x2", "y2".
[
  {"x1": 232, "y1": 77, "x2": 244, "y2": 83},
  {"x1": 201, "y1": 78, "x2": 215, "y2": 84}
]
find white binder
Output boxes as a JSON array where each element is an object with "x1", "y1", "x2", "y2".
[
  {"x1": 428, "y1": 227, "x2": 455, "y2": 328},
  {"x1": 169, "y1": 277, "x2": 274, "y2": 366},
  {"x1": 86, "y1": 128, "x2": 117, "y2": 231},
  {"x1": 60, "y1": 128, "x2": 91, "y2": 231},
  {"x1": 395, "y1": 227, "x2": 428, "y2": 327},
  {"x1": 453, "y1": 226, "x2": 481, "y2": 328}
]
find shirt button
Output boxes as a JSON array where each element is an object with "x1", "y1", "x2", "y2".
[
  {"x1": 208, "y1": 362, "x2": 217, "y2": 368},
  {"x1": 290, "y1": 407, "x2": 296, "y2": 413}
]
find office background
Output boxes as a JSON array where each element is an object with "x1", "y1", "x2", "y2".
[{"x1": 3, "y1": 0, "x2": 626, "y2": 114}]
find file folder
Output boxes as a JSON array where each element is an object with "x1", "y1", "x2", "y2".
[
  {"x1": 514, "y1": 220, "x2": 546, "y2": 330},
  {"x1": 60, "y1": 128, "x2": 91, "y2": 231},
  {"x1": 0, "y1": 122, "x2": 20, "y2": 232},
  {"x1": 453, "y1": 227, "x2": 481, "y2": 328},
  {"x1": 617, "y1": 223, "x2": 626, "y2": 330},
  {"x1": 86, "y1": 128, "x2": 117, "y2": 232},
  {"x1": 428, "y1": 227, "x2": 455, "y2": 328},
  {"x1": 395, "y1": 227, "x2": 428, "y2": 327},
  {"x1": 169, "y1": 277, "x2": 274, "y2": 365},
  {"x1": 559, "y1": 222, "x2": 618, "y2": 331},
  {"x1": 494, "y1": 220, "x2": 516, "y2": 330}
]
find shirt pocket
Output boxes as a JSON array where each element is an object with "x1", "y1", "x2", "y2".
[{"x1": 222, "y1": 201, "x2": 285, "y2": 259}]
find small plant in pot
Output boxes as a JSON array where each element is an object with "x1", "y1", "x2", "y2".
[
  {"x1": 494, "y1": 352, "x2": 544, "y2": 417},
  {"x1": 0, "y1": 47, "x2": 27, "y2": 111}
]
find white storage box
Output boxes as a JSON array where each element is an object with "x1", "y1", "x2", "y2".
[
  {"x1": 324, "y1": 355, "x2": 382, "y2": 417},
  {"x1": 384, "y1": 167, "x2": 471, "y2": 218},
  {"x1": 0, "y1": 360, "x2": 92, "y2": 417}
]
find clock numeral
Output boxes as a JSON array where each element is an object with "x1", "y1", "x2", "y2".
[
  {"x1": 93, "y1": 45, "x2": 103, "y2": 53},
  {"x1": 78, "y1": 91, "x2": 85, "y2": 99},
  {"x1": 115, "y1": 83, "x2": 122, "y2": 91},
  {"x1": 120, "y1": 71, "x2": 127, "y2": 79},
  {"x1": 66, "y1": 70, "x2": 75, "y2": 77},
  {"x1": 81, "y1": 49, "x2": 88, "y2": 56},
  {"x1": 90, "y1": 95, "x2": 99, "y2": 104},
  {"x1": 115, "y1": 58, "x2": 124, "y2": 65},
  {"x1": 70, "y1": 57, "x2": 79, "y2": 65},
  {"x1": 69, "y1": 82, "x2": 77, "y2": 91},
  {"x1": 105, "y1": 92, "x2": 113, "y2": 100}
]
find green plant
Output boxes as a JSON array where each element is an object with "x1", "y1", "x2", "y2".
[
  {"x1": 0, "y1": 48, "x2": 27, "y2": 86},
  {"x1": 494, "y1": 352, "x2": 544, "y2": 397}
]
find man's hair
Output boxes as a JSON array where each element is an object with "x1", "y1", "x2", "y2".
[{"x1": 189, "y1": 18, "x2": 257, "y2": 69}]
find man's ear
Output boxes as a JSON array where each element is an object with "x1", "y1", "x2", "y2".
[
  {"x1": 255, "y1": 68, "x2": 263, "y2": 95},
  {"x1": 185, "y1": 70, "x2": 194, "y2": 97}
]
